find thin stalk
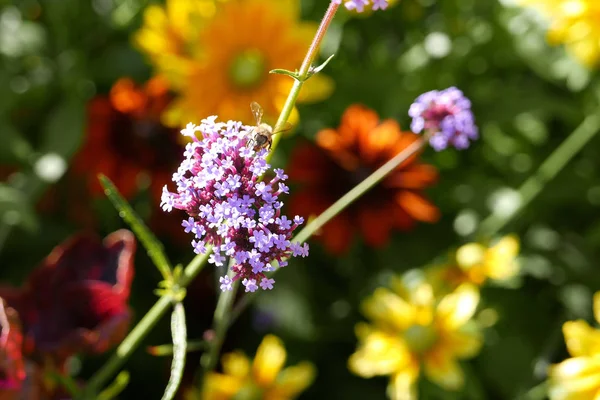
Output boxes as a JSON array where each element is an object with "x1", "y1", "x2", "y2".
[
  {"x1": 477, "y1": 114, "x2": 600, "y2": 238},
  {"x1": 268, "y1": 1, "x2": 340, "y2": 156},
  {"x1": 82, "y1": 250, "x2": 211, "y2": 397},
  {"x1": 200, "y1": 264, "x2": 239, "y2": 372},
  {"x1": 200, "y1": 0, "x2": 341, "y2": 374}
]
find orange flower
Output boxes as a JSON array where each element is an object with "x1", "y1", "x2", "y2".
[
  {"x1": 73, "y1": 77, "x2": 181, "y2": 201},
  {"x1": 287, "y1": 105, "x2": 439, "y2": 254}
]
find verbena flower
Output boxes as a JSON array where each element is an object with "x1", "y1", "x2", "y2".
[
  {"x1": 428, "y1": 235, "x2": 520, "y2": 290},
  {"x1": 196, "y1": 334, "x2": 315, "y2": 399},
  {"x1": 349, "y1": 277, "x2": 482, "y2": 400},
  {"x1": 548, "y1": 291, "x2": 600, "y2": 399},
  {"x1": 161, "y1": 117, "x2": 307, "y2": 293},
  {"x1": 518, "y1": 0, "x2": 600, "y2": 67},
  {"x1": 287, "y1": 104, "x2": 439, "y2": 254},
  {"x1": 134, "y1": 0, "x2": 333, "y2": 125},
  {"x1": 334, "y1": 0, "x2": 389, "y2": 12},
  {"x1": 409, "y1": 87, "x2": 478, "y2": 151}
]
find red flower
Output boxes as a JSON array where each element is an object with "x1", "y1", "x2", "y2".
[
  {"x1": 0, "y1": 230, "x2": 135, "y2": 363},
  {"x1": 0, "y1": 299, "x2": 25, "y2": 392},
  {"x1": 287, "y1": 105, "x2": 440, "y2": 254},
  {"x1": 72, "y1": 77, "x2": 182, "y2": 201}
]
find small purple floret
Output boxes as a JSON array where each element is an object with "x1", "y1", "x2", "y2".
[
  {"x1": 409, "y1": 87, "x2": 478, "y2": 151},
  {"x1": 161, "y1": 116, "x2": 308, "y2": 292},
  {"x1": 333, "y1": 0, "x2": 388, "y2": 12}
]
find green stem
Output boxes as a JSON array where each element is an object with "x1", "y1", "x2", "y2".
[
  {"x1": 477, "y1": 114, "x2": 600, "y2": 238},
  {"x1": 294, "y1": 137, "x2": 427, "y2": 244},
  {"x1": 269, "y1": 1, "x2": 340, "y2": 155},
  {"x1": 227, "y1": 136, "x2": 429, "y2": 326},
  {"x1": 82, "y1": 250, "x2": 211, "y2": 397},
  {"x1": 201, "y1": 264, "x2": 239, "y2": 372}
]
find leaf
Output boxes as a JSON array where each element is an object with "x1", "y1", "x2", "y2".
[
  {"x1": 308, "y1": 54, "x2": 335, "y2": 77},
  {"x1": 0, "y1": 183, "x2": 38, "y2": 232},
  {"x1": 269, "y1": 68, "x2": 303, "y2": 81},
  {"x1": 161, "y1": 302, "x2": 187, "y2": 400},
  {"x1": 41, "y1": 98, "x2": 85, "y2": 160},
  {"x1": 99, "y1": 175, "x2": 172, "y2": 280},
  {"x1": 97, "y1": 371, "x2": 130, "y2": 400}
]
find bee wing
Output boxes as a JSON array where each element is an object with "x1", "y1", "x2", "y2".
[
  {"x1": 273, "y1": 121, "x2": 293, "y2": 135},
  {"x1": 250, "y1": 101, "x2": 264, "y2": 125}
]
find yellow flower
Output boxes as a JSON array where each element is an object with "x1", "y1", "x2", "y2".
[
  {"x1": 429, "y1": 235, "x2": 520, "y2": 289},
  {"x1": 134, "y1": 0, "x2": 334, "y2": 126},
  {"x1": 549, "y1": 292, "x2": 600, "y2": 400},
  {"x1": 519, "y1": 0, "x2": 600, "y2": 67},
  {"x1": 348, "y1": 279, "x2": 483, "y2": 399},
  {"x1": 199, "y1": 335, "x2": 315, "y2": 400}
]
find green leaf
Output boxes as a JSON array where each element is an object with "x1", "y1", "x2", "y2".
[
  {"x1": 161, "y1": 302, "x2": 187, "y2": 400},
  {"x1": 97, "y1": 371, "x2": 130, "y2": 400},
  {"x1": 0, "y1": 183, "x2": 38, "y2": 232},
  {"x1": 41, "y1": 98, "x2": 85, "y2": 159},
  {"x1": 46, "y1": 371, "x2": 81, "y2": 398},
  {"x1": 269, "y1": 68, "x2": 303, "y2": 81},
  {"x1": 99, "y1": 174, "x2": 172, "y2": 280},
  {"x1": 308, "y1": 54, "x2": 335, "y2": 77}
]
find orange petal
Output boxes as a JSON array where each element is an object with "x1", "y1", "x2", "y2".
[
  {"x1": 357, "y1": 203, "x2": 395, "y2": 248},
  {"x1": 395, "y1": 191, "x2": 440, "y2": 223},
  {"x1": 384, "y1": 164, "x2": 438, "y2": 189},
  {"x1": 358, "y1": 119, "x2": 402, "y2": 165}
]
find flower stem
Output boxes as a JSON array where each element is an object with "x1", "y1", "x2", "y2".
[
  {"x1": 227, "y1": 136, "x2": 430, "y2": 326},
  {"x1": 269, "y1": 1, "x2": 340, "y2": 155},
  {"x1": 82, "y1": 250, "x2": 211, "y2": 398},
  {"x1": 199, "y1": 0, "x2": 341, "y2": 375},
  {"x1": 477, "y1": 113, "x2": 600, "y2": 238},
  {"x1": 200, "y1": 265, "x2": 239, "y2": 372}
]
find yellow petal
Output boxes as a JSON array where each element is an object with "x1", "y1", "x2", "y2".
[
  {"x1": 222, "y1": 351, "x2": 251, "y2": 378},
  {"x1": 440, "y1": 322, "x2": 483, "y2": 359},
  {"x1": 252, "y1": 335, "x2": 287, "y2": 386},
  {"x1": 485, "y1": 235, "x2": 520, "y2": 281},
  {"x1": 436, "y1": 284, "x2": 480, "y2": 330},
  {"x1": 456, "y1": 243, "x2": 486, "y2": 270},
  {"x1": 297, "y1": 74, "x2": 335, "y2": 104},
  {"x1": 423, "y1": 351, "x2": 465, "y2": 391},
  {"x1": 388, "y1": 368, "x2": 420, "y2": 400},
  {"x1": 563, "y1": 321, "x2": 600, "y2": 357},
  {"x1": 270, "y1": 361, "x2": 316, "y2": 398},
  {"x1": 549, "y1": 356, "x2": 600, "y2": 399},
  {"x1": 361, "y1": 288, "x2": 416, "y2": 331},
  {"x1": 594, "y1": 292, "x2": 600, "y2": 325},
  {"x1": 349, "y1": 329, "x2": 413, "y2": 378},
  {"x1": 201, "y1": 372, "x2": 244, "y2": 399}
]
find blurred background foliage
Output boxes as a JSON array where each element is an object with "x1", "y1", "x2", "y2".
[{"x1": 1, "y1": 0, "x2": 600, "y2": 398}]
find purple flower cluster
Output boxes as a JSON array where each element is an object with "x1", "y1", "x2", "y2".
[
  {"x1": 333, "y1": 0, "x2": 388, "y2": 12},
  {"x1": 161, "y1": 117, "x2": 308, "y2": 292},
  {"x1": 409, "y1": 87, "x2": 478, "y2": 151}
]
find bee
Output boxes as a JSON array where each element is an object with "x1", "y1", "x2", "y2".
[{"x1": 249, "y1": 101, "x2": 291, "y2": 151}]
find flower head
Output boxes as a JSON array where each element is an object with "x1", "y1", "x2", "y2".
[
  {"x1": 135, "y1": 0, "x2": 333, "y2": 125},
  {"x1": 287, "y1": 104, "x2": 439, "y2": 254},
  {"x1": 73, "y1": 77, "x2": 182, "y2": 199},
  {"x1": 0, "y1": 230, "x2": 135, "y2": 362},
  {"x1": 334, "y1": 0, "x2": 388, "y2": 12},
  {"x1": 549, "y1": 291, "x2": 600, "y2": 399},
  {"x1": 199, "y1": 334, "x2": 315, "y2": 399},
  {"x1": 0, "y1": 299, "x2": 25, "y2": 391},
  {"x1": 349, "y1": 277, "x2": 482, "y2": 399},
  {"x1": 428, "y1": 235, "x2": 520, "y2": 290},
  {"x1": 409, "y1": 87, "x2": 478, "y2": 151},
  {"x1": 162, "y1": 117, "x2": 307, "y2": 291},
  {"x1": 518, "y1": 0, "x2": 600, "y2": 66}
]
